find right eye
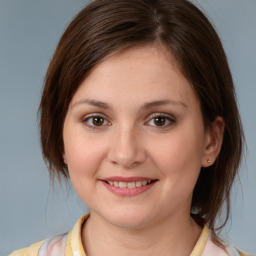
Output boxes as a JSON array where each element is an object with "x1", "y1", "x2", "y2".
[{"x1": 82, "y1": 115, "x2": 110, "y2": 129}]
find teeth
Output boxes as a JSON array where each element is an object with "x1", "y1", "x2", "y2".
[
  {"x1": 142, "y1": 180, "x2": 147, "y2": 186},
  {"x1": 106, "y1": 180, "x2": 152, "y2": 188},
  {"x1": 128, "y1": 182, "x2": 136, "y2": 188},
  {"x1": 119, "y1": 182, "x2": 126, "y2": 188},
  {"x1": 136, "y1": 181, "x2": 142, "y2": 187}
]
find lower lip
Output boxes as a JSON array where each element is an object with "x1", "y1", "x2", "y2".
[{"x1": 102, "y1": 181, "x2": 156, "y2": 197}]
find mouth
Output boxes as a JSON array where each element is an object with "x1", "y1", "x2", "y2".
[
  {"x1": 104, "y1": 180, "x2": 153, "y2": 188},
  {"x1": 101, "y1": 177, "x2": 158, "y2": 197}
]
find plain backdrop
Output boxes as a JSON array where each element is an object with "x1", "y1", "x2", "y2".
[{"x1": 0, "y1": 0, "x2": 255, "y2": 255}]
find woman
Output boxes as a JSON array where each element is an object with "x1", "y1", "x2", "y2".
[{"x1": 10, "y1": 0, "x2": 251, "y2": 255}]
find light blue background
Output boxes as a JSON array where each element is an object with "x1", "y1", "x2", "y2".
[{"x1": 0, "y1": 0, "x2": 255, "y2": 255}]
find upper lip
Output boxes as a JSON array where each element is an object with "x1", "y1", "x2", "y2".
[{"x1": 102, "y1": 176, "x2": 157, "y2": 182}]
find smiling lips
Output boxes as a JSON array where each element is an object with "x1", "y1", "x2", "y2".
[
  {"x1": 102, "y1": 177, "x2": 157, "y2": 197},
  {"x1": 106, "y1": 180, "x2": 152, "y2": 188}
]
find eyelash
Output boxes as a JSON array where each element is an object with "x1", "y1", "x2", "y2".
[
  {"x1": 82, "y1": 113, "x2": 176, "y2": 130},
  {"x1": 82, "y1": 114, "x2": 111, "y2": 130},
  {"x1": 146, "y1": 113, "x2": 176, "y2": 128}
]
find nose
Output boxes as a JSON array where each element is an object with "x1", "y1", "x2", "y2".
[{"x1": 107, "y1": 126, "x2": 146, "y2": 169}]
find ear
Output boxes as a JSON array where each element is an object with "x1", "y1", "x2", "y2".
[
  {"x1": 63, "y1": 153, "x2": 67, "y2": 164},
  {"x1": 201, "y1": 116, "x2": 225, "y2": 167}
]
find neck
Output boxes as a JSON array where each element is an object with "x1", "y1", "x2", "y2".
[{"x1": 82, "y1": 211, "x2": 202, "y2": 256}]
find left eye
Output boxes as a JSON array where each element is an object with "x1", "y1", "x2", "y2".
[{"x1": 147, "y1": 115, "x2": 175, "y2": 127}]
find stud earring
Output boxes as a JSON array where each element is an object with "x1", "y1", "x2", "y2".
[{"x1": 207, "y1": 159, "x2": 211, "y2": 163}]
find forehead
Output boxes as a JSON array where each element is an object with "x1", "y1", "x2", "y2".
[
  {"x1": 89, "y1": 44, "x2": 181, "y2": 83},
  {"x1": 71, "y1": 45, "x2": 198, "y2": 109}
]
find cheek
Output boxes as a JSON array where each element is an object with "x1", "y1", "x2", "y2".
[
  {"x1": 63, "y1": 130, "x2": 107, "y2": 180},
  {"x1": 149, "y1": 125, "x2": 205, "y2": 185},
  {"x1": 64, "y1": 135, "x2": 108, "y2": 204}
]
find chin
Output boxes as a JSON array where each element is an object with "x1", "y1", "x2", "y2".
[{"x1": 100, "y1": 208, "x2": 155, "y2": 230}]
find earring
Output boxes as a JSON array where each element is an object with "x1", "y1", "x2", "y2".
[{"x1": 207, "y1": 159, "x2": 211, "y2": 163}]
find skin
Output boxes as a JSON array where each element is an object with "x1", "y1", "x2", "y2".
[{"x1": 63, "y1": 44, "x2": 224, "y2": 256}]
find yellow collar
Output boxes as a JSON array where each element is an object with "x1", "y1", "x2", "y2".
[{"x1": 190, "y1": 224, "x2": 210, "y2": 256}]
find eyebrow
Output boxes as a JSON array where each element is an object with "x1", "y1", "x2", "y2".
[
  {"x1": 71, "y1": 99, "x2": 187, "y2": 110},
  {"x1": 141, "y1": 99, "x2": 187, "y2": 109}
]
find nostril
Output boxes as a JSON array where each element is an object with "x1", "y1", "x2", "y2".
[{"x1": 107, "y1": 139, "x2": 146, "y2": 168}]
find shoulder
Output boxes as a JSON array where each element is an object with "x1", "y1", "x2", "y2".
[
  {"x1": 9, "y1": 233, "x2": 69, "y2": 256},
  {"x1": 9, "y1": 240, "x2": 44, "y2": 256},
  {"x1": 226, "y1": 245, "x2": 253, "y2": 256},
  {"x1": 201, "y1": 228, "x2": 253, "y2": 256},
  {"x1": 202, "y1": 240, "x2": 252, "y2": 256},
  {"x1": 9, "y1": 214, "x2": 89, "y2": 256}
]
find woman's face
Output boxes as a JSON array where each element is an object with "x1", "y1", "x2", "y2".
[{"x1": 63, "y1": 45, "x2": 214, "y2": 229}]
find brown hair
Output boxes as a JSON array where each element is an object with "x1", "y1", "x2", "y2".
[{"x1": 39, "y1": 0, "x2": 244, "y2": 244}]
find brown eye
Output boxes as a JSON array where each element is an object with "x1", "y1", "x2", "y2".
[
  {"x1": 92, "y1": 117, "x2": 104, "y2": 126},
  {"x1": 83, "y1": 115, "x2": 109, "y2": 129},
  {"x1": 147, "y1": 114, "x2": 176, "y2": 128},
  {"x1": 154, "y1": 116, "x2": 167, "y2": 126}
]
